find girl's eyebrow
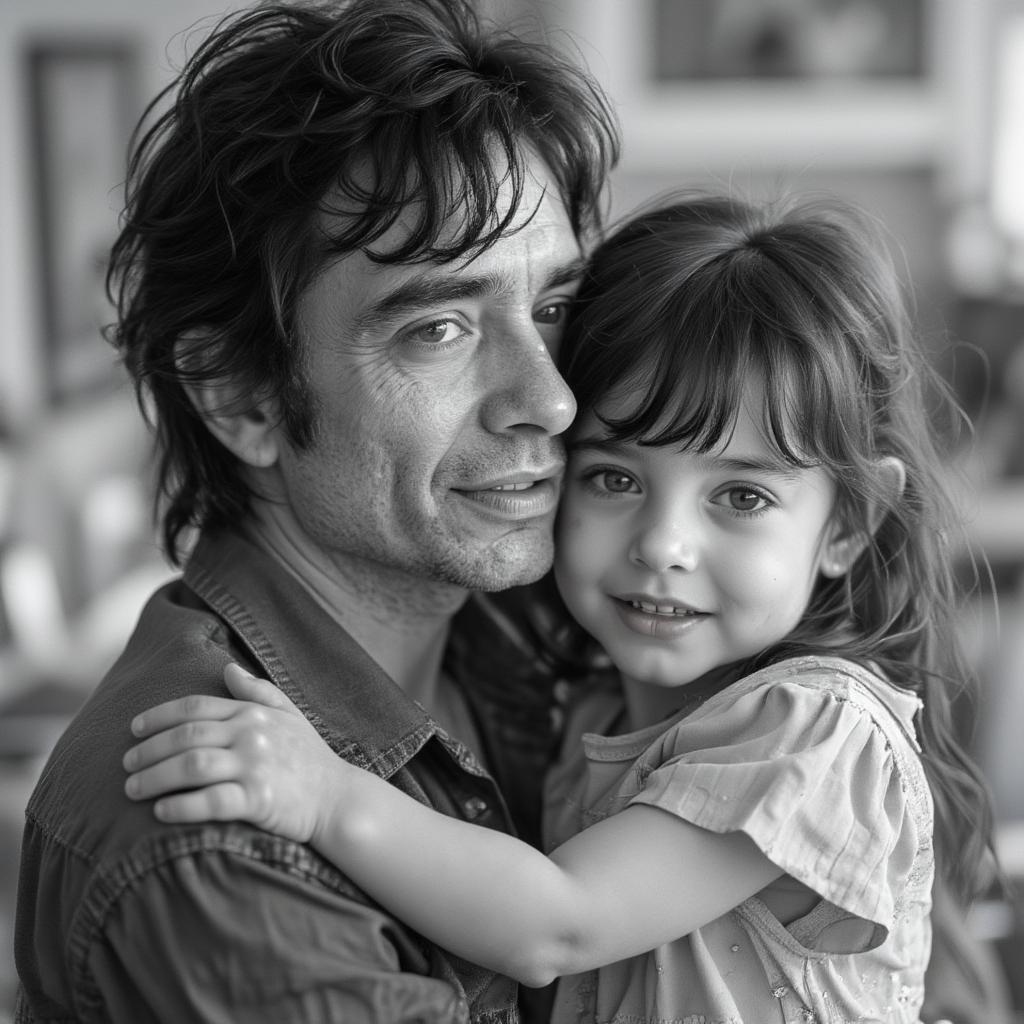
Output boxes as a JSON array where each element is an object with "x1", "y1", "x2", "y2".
[
  {"x1": 567, "y1": 436, "x2": 632, "y2": 457},
  {"x1": 712, "y1": 455, "x2": 804, "y2": 480},
  {"x1": 569, "y1": 436, "x2": 802, "y2": 478}
]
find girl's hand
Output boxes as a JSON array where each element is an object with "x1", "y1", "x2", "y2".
[{"x1": 123, "y1": 663, "x2": 341, "y2": 843}]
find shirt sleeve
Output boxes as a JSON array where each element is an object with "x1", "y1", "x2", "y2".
[
  {"x1": 626, "y1": 674, "x2": 927, "y2": 937},
  {"x1": 79, "y1": 839, "x2": 470, "y2": 1024}
]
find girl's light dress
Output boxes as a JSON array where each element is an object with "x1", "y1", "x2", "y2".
[{"x1": 543, "y1": 656, "x2": 934, "y2": 1024}]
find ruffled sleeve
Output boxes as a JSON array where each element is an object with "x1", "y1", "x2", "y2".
[{"x1": 626, "y1": 664, "x2": 931, "y2": 939}]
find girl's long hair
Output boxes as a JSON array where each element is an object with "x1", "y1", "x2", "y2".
[{"x1": 556, "y1": 191, "x2": 994, "y2": 901}]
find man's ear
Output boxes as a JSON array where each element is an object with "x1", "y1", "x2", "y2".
[
  {"x1": 175, "y1": 338, "x2": 280, "y2": 469},
  {"x1": 819, "y1": 456, "x2": 906, "y2": 579}
]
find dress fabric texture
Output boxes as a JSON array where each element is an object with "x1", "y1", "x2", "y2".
[{"x1": 543, "y1": 656, "x2": 935, "y2": 1024}]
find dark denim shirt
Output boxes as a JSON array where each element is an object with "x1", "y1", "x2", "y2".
[{"x1": 14, "y1": 529, "x2": 561, "y2": 1023}]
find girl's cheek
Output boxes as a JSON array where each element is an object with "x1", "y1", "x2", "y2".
[
  {"x1": 554, "y1": 512, "x2": 581, "y2": 552},
  {"x1": 721, "y1": 549, "x2": 790, "y2": 599}
]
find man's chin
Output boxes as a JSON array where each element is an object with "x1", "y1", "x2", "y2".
[{"x1": 437, "y1": 530, "x2": 555, "y2": 592}]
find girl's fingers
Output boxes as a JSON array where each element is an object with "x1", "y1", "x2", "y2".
[
  {"x1": 130, "y1": 694, "x2": 243, "y2": 739},
  {"x1": 125, "y1": 747, "x2": 239, "y2": 801},
  {"x1": 129, "y1": 665, "x2": 295, "y2": 742},
  {"x1": 123, "y1": 719, "x2": 233, "y2": 772},
  {"x1": 223, "y1": 663, "x2": 298, "y2": 713},
  {"x1": 152, "y1": 782, "x2": 250, "y2": 824}
]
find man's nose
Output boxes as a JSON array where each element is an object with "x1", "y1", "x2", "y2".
[{"x1": 480, "y1": 330, "x2": 576, "y2": 437}]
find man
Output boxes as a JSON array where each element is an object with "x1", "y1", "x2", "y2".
[{"x1": 14, "y1": 2, "x2": 619, "y2": 1020}]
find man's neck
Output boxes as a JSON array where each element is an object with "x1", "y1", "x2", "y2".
[{"x1": 244, "y1": 506, "x2": 468, "y2": 699}]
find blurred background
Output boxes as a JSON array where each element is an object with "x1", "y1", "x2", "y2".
[{"x1": 0, "y1": 0, "x2": 1022, "y2": 1018}]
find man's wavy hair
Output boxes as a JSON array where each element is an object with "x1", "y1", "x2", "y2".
[{"x1": 108, "y1": 0, "x2": 619, "y2": 563}]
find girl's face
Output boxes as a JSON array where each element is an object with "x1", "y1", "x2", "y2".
[{"x1": 554, "y1": 377, "x2": 839, "y2": 701}]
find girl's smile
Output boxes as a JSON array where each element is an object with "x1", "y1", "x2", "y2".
[
  {"x1": 554, "y1": 376, "x2": 842, "y2": 721},
  {"x1": 612, "y1": 595, "x2": 711, "y2": 640}
]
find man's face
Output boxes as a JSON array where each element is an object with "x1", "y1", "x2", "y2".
[{"x1": 271, "y1": 160, "x2": 582, "y2": 592}]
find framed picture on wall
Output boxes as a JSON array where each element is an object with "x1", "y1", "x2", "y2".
[
  {"x1": 26, "y1": 42, "x2": 138, "y2": 405},
  {"x1": 553, "y1": 0, "x2": 982, "y2": 175},
  {"x1": 649, "y1": 0, "x2": 926, "y2": 83}
]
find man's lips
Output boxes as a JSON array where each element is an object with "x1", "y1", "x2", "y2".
[{"x1": 452, "y1": 471, "x2": 562, "y2": 519}]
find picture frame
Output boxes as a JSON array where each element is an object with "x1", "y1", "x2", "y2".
[
  {"x1": 553, "y1": 0, "x2": 983, "y2": 175},
  {"x1": 26, "y1": 42, "x2": 138, "y2": 405},
  {"x1": 649, "y1": 0, "x2": 926, "y2": 84}
]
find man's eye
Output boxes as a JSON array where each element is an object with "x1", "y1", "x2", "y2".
[
  {"x1": 534, "y1": 302, "x2": 569, "y2": 326},
  {"x1": 407, "y1": 319, "x2": 465, "y2": 347}
]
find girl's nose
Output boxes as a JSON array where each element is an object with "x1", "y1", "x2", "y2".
[{"x1": 628, "y1": 520, "x2": 699, "y2": 573}]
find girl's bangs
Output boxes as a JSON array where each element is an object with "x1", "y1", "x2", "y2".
[{"x1": 595, "y1": 301, "x2": 820, "y2": 469}]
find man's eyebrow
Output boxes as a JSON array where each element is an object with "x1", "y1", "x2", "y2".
[
  {"x1": 545, "y1": 256, "x2": 589, "y2": 289},
  {"x1": 353, "y1": 273, "x2": 504, "y2": 333},
  {"x1": 352, "y1": 257, "x2": 588, "y2": 334}
]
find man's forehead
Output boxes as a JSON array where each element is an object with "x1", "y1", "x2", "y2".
[{"x1": 314, "y1": 147, "x2": 572, "y2": 257}]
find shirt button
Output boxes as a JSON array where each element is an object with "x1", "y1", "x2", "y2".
[{"x1": 463, "y1": 796, "x2": 488, "y2": 820}]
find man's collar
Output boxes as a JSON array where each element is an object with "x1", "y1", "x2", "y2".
[{"x1": 184, "y1": 529, "x2": 438, "y2": 777}]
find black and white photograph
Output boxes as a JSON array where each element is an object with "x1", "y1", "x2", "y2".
[{"x1": 0, "y1": 1, "x2": 1021, "y2": 1022}]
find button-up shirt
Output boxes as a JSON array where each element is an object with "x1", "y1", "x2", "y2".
[{"x1": 14, "y1": 529, "x2": 560, "y2": 1023}]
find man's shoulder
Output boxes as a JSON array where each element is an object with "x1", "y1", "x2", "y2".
[
  {"x1": 15, "y1": 574, "x2": 379, "y2": 1011},
  {"x1": 15, "y1": 813, "x2": 432, "y2": 1022},
  {"x1": 23, "y1": 576, "x2": 243, "y2": 864}
]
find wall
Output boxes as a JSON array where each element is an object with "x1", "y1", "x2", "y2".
[
  {"x1": 0, "y1": 0, "x2": 243, "y2": 433},
  {"x1": 2, "y1": 0, "x2": 998, "y2": 428},
  {"x1": 537, "y1": 0, "x2": 997, "y2": 327}
]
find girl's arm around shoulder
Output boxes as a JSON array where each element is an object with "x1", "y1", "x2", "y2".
[
  {"x1": 124, "y1": 666, "x2": 783, "y2": 987},
  {"x1": 314, "y1": 791, "x2": 783, "y2": 986}
]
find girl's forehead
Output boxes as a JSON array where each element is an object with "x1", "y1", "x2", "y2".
[
  {"x1": 582, "y1": 370, "x2": 770, "y2": 433},
  {"x1": 573, "y1": 397, "x2": 760, "y2": 453},
  {"x1": 574, "y1": 366, "x2": 820, "y2": 466}
]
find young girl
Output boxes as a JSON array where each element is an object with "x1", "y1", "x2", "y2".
[{"x1": 123, "y1": 193, "x2": 993, "y2": 1023}]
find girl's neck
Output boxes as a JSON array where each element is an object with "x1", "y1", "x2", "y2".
[{"x1": 620, "y1": 662, "x2": 744, "y2": 733}]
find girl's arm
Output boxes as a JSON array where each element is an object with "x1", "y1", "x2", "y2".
[{"x1": 124, "y1": 665, "x2": 782, "y2": 987}]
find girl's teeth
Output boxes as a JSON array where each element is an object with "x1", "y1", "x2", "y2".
[
  {"x1": 632, "y1": 600, "x2": 685, "y2": 615},
  {"x1": 490, "y1": 482, "x2": 531, "y2": 491}
]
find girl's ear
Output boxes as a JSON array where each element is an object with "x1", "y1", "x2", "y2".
[
  {"x1": 820, "y1": 456, "x2": 906, "y2": 579},
  {"x1": 175, "y1": 337, "x2": 280, "y2": 469}
]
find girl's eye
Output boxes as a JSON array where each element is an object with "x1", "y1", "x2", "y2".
[
  {"x1": 712, "y1": 486, "x2": 772, "y2": 515},
  {"x1": 583, "y1": 468, "x2": 640, "y2": 495}
]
